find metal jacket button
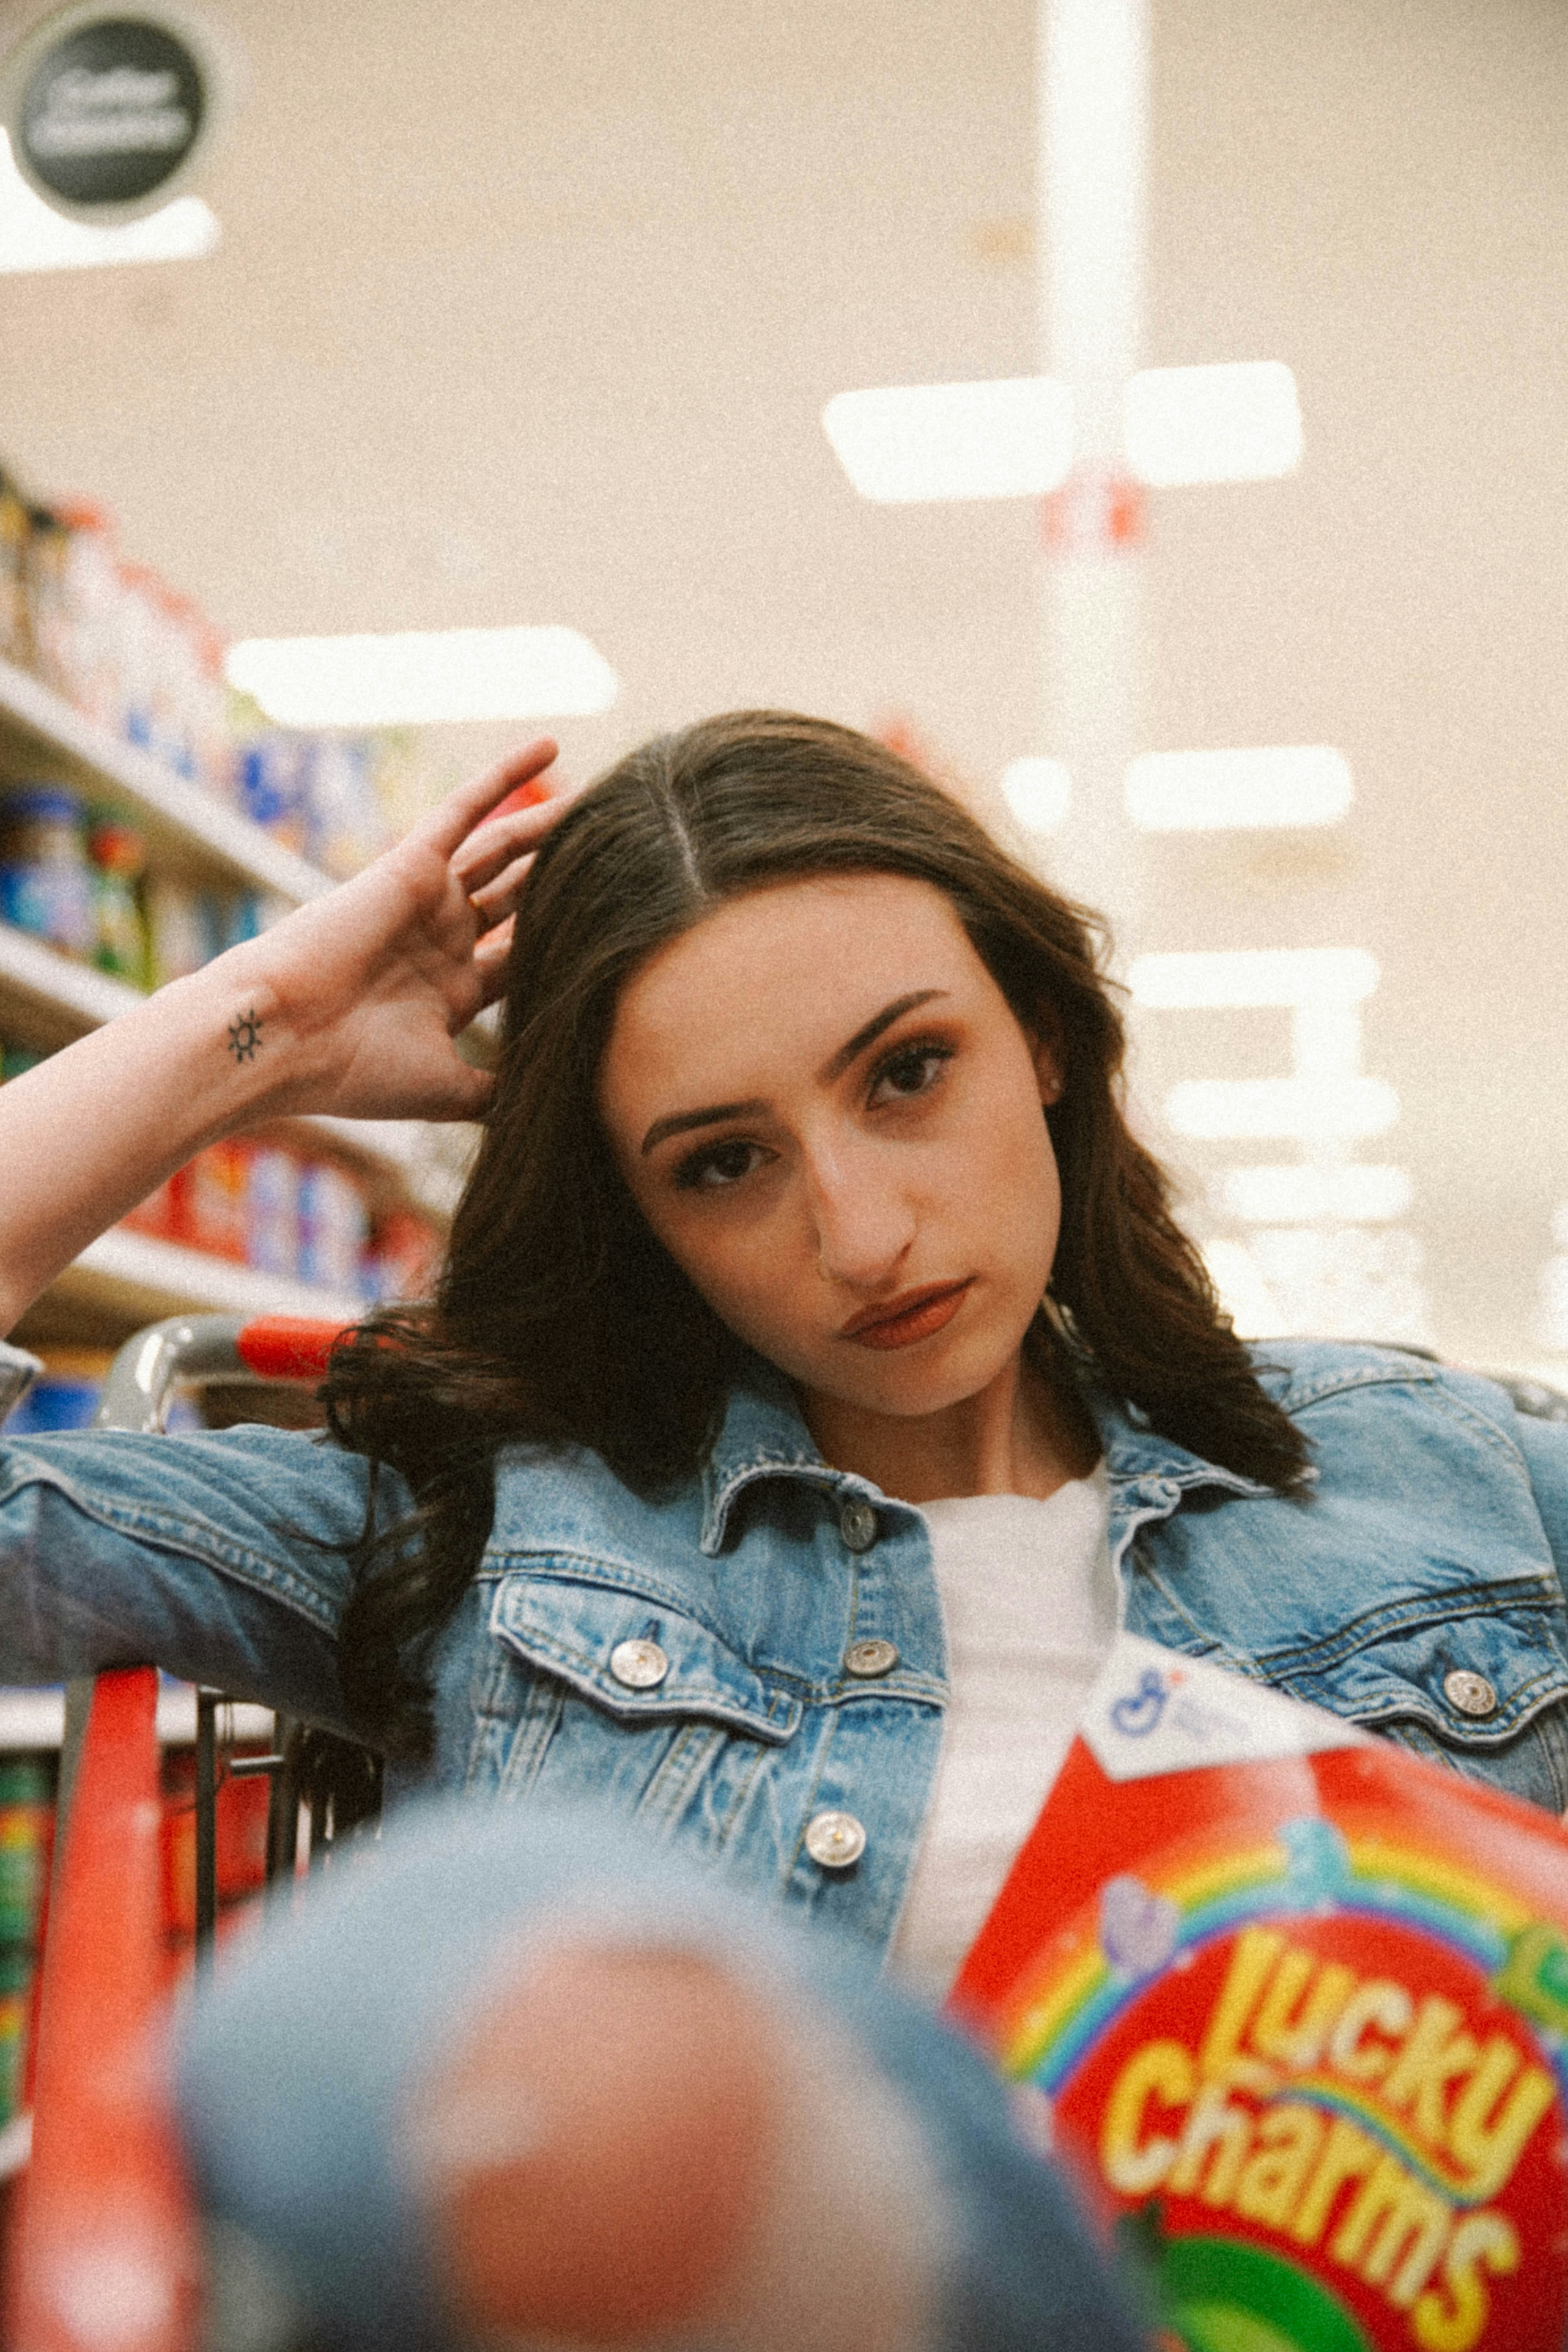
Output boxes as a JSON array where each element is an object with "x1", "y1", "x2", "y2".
[
  {"x1": 839, "y1": 1498, "x2": 878, "y2": 1552},
  {"x1": 1443, "y1": 1668, "x2": 1498, "y2": 1719},
  {"x1": 844, "y1": 1637, "x2": 899, "y2": 1679},
  {"x1": 805, "y1": 1810, "x2": 867, "y2": 1869},
  {"x1": 610, "y1": 1637, "x2": 670, "y2": 1690}
]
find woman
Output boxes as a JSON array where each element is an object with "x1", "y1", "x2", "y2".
[{"x1": 4, "y1": 712, "x2": 1567, "y2": 2347}]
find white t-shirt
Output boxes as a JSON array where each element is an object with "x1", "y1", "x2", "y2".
[{"x1": 888, "y1": 1462, "x2": 1119, "y2": 2002}]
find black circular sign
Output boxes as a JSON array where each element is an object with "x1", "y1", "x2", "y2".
[{"x1": 17, "y1": 16, "x2": 204, "y2": 210}]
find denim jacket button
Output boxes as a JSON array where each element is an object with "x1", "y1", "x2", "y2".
[
  {"x1": 839, "y1": 1499, "x2": 878, "y2": 1552},
  {"x1": 805, "y1": 1810, "x2": 867, "y2": 1869},
  {"x1": 844, "y1": 1637, "x2": 899, "y2": 1679},
  {"x1": 1443, "y1": 1668, "x2": 1498, "y2": 1720},
  {"x1": 609, "y1": 1638, "x2": 670, "y2": 1690}
]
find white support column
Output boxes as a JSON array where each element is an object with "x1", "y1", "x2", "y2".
[{"x1": 1036, "y1": 0, "x2": 1150, "y2": 955}]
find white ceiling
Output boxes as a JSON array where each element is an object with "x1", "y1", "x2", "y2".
[{"x1": 1, "y1": 0, "x2": 1566, "y2": 1365}]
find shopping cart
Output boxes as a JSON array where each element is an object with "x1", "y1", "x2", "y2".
[{"x1": 2, "y1": 1312, "x2": 379, "y2": 2352}]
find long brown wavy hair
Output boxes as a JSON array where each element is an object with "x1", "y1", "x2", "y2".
[{"x1": 324, "y1": 711, "x2": 1310, "y2": 1754}]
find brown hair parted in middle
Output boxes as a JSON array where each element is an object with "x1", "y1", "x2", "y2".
[{"x1": 324, "y1": 710, "x2": 1310, "y2": 1753}]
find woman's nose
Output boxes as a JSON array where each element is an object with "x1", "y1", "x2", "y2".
[{"x1": 804, "y1": 1145, "x2": 915, "y2": 1289}]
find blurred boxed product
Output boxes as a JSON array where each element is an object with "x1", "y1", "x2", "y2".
[
  {"x1": 0, "y1": 773, "x2": 291, "y2": 989},
  {"x1": 952, "y1": 1635, "x2": 1568, "y2": 2352},
  {"x1": 0, "y1": 452, "x2": 397, "y2": 875},
  {"x1": 123, "y1": 1141, "x2": 439, "y2": 1301},
  {"x1": 0, "y1": 1348, "x2": 111, "y2": 1435},
  {"x1": 0, "y1": 786, "x2": 93, "y2": 958},
  {"x1": 0, "y1": 1754, "x2": 53, "y2": 2127}
]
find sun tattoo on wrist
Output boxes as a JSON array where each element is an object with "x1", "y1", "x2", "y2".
[{"x1": 227, "y1": 1008, "x2": 263, "y2": 1065}]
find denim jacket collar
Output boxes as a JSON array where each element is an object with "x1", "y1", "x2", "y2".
[{"x1": 696, "y1": 1350, "x2": 1270, "y2": 1555}]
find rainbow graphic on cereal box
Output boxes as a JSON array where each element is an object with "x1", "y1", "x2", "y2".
[{"x1": 949, "y1": 1634, "x2": 1568, "y2": 2352}]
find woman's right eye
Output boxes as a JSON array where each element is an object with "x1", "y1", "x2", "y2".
[{"x1": 673, "y1": 1139, "x2": 766, "y2": 1191}]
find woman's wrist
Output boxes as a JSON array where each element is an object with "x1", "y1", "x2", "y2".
[{"x1": 157, "y1": 940, "x2": 347, "y2": 1130}]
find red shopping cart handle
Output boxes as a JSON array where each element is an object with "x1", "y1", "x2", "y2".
[{"x1": 235, "y1": 1316, "x2": 354, "y2": 1383}]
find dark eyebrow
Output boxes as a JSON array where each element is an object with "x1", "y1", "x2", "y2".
[
  {"x1": 817, "y1": 989, "x2": 948, "y2": 1083},
  {"x1": 641, "y1": 1098, "x2": 770, "y2": 1156},
  {"x1": 639, "y1": 989, "x2": 949, "y2": 1156}
]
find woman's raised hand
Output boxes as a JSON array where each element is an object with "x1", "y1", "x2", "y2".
[
  {"x1": 0, "y1": 743, "x2": 573, "y2": 1330},
  {"x1": 244, "y1": 736, "x2": 570, "y2": 1123}
]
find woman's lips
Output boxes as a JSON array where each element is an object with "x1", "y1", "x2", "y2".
[{"x1": 842, "y1": 1280, "x2": 973, "y2": 1351}]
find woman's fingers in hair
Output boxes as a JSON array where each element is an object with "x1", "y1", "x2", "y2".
[
  {"x1": 453, "y1": 812, "x2": 560, "y2": 899},
  {"x1": 423, "y1": 739, "x2": 562, "y2": 858},
  {"x1": 473, "y1": 918, "x2": 515, "y2": 1001},
  {"x1": 466, "y1": 853, "x2": 538, "y2": 932}
]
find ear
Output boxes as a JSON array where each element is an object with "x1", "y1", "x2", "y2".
[{"x1": 1031, "y1": 1032, "x2": 1064, "y2": 1108}]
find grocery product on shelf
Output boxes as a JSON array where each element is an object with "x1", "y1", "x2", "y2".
[
  {"x1": 233, "y1": 719, "x2": 388, "y2": 876},
  {"x1": 298, "y1": 1160, "x2": 370, "y2": 1293},
  {"x1": 0, "y1": 785, "x2": 93, "y2": 958},
  {"x1": 122, "y1": 1141, "x2": 441, "y2": 1302},
  {"x1": 0, "y1": 1755, "x2": 53, "y2": 2126},
  {"x1": 87, "y1": 812, "x2": 149, "y2": 986},
  {"x1": 0, "y1": 455, "x2": 400, "y2": 866},
  {"x1": 0, "y1": 472, "x2": 29, "y2": 670},
  {"x1": 246, "y1": 1146, "x2": 300, "y2": 1278},
  {"x1": 0, "y1": 1349, "x2": 112, "y2": 1434},
  {"x1": 367, "y1": 1206, "x2": 443, "y2": 1303}
]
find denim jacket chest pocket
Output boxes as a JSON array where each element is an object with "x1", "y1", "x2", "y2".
[
  {"x1": 488, "y1": 1564, "x2": 805, "y2": 1740},
  {"x1": 466, "y1": 1561, "x2": 810, "y2": 1866},
  {"x1": 1259, "y1": 1592, "x2": 1568, "y2": 1815}
]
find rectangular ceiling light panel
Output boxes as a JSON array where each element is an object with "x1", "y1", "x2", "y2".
[
  {"x1": 226, "y1": 627, "x2": 619, "y2": 729},
  {"x1": 1220, "y1": 1164, "x2": 1413, "y2": 1225},
  {"x1": 1123, "y1": 362, "x2": 1302, "y2": 487},
  {"x1": 822, "y1": 378, "x2": 1074, "y2": 503},
  {"x1": 1200, "y1": 1239, "x2": 1292, "y2": 1339},
  {"x1": 0, "y1": 131, "x2": 218, "y2": 272},
  {"x1": 1130, "y1": 948, "x2": 1379, "y2": 1011},
  {"x1": 1126, "y1": 746, "x2": 1352, "y2": 831},
  {"x1": 1000, "y1": 757, "x2": 1072, "y2": 833},
  {"x1": 1166, "y1": 1076, "x2": 1399, "y2": 1141}
]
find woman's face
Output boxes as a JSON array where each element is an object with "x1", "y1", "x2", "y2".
[{"x1": 597, "y1": 874, "x2": 1063, "y2": 1424}]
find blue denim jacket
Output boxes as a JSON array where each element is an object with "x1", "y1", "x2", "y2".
[{"x1": 4, "y1": 1338, "x2": 1568, "y2": 1961}]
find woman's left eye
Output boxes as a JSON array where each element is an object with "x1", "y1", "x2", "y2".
[{"x1": 869, "y1": 1042, "x2": 953, "y2": 1106}]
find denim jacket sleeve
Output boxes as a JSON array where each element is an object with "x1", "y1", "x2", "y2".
[{"x1": 0, "y1": 1421, "x2": 401, "y2": 1734}]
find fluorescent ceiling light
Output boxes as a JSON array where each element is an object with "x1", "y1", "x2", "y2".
[
  {"x1": 822, "y1": 377, "x2": 1074, "y2": 503},
  {"x1": 1166, "y1": 1076, "x2": 1399, "y2": 1142},
  {"x1": 226, "y1": 626, "x2": 619, "y2": 728},
  {"x1": 1126, "y1": 745, "x2": 1351, "y2": 832},
  {"x1": 1123, "y1": 362, "x2": 1302, "y2": 487},
  {"x1": 1000, "y1": 757, "x2": 1071, "y2": 832},
  {"x1": 1130, "y1": 948, "x2": 1378, "y2": 1011},
  {"x1": 0, "y1": 129, "x2": 218, "y2": 272},
  {"x1": 1200, "y1": 1239, "x2": 1292, "y2": 1339},
  {"x1": 1220, "y1": 1163, "x2": 1413, "y2": 1225}
]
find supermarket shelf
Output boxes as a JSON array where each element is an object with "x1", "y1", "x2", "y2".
[
  {"x1": 0, "y1": 923, "x2": 467, "y2": 1210},
  {"x1": 0, "y1": 1687, "x2": 273, "y2": 1751},
  {"x1": 58, "y1": 1229, "x2": 364, "y2": 1328},
  {"x1": 0, "y1": 918, "x2": 140, "y2": 1035},
  {"x1": 0, "y1": 655, "x2": 328, "y2": 904}
]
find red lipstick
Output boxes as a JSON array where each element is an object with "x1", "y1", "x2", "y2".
[{"x1": 842, "y1": 1280, "x2": 973, "y2": 1351}]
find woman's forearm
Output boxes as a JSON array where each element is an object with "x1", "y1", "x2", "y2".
[
  {"x1": 0, "y1": 741, "x2": 569, "y2": 1335},
  {"x1": 0, "y1": 944, "x2": 316, "y2": 1334}
]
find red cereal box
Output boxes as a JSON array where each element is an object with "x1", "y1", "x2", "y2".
[{"x1": 949, "y1": 1634, "x2": 1568, "y2": 2352}]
